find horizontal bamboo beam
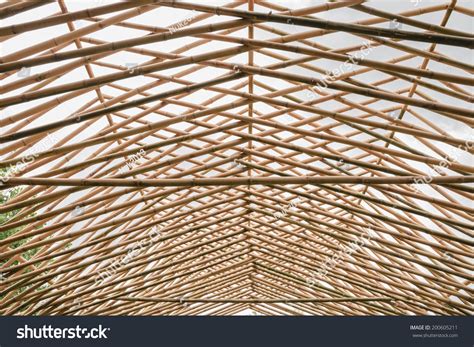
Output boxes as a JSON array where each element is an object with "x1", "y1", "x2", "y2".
[
  {"x1": 3, "y1": 175, "x2": 473, "y2": 188},
  {"x1": 118, "y1": 296, "x2": 394, "y2": 304}
]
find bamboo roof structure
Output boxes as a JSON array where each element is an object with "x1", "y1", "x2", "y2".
[{"x1": 0, "y1": 0, "x2": 472, "y2": 316}]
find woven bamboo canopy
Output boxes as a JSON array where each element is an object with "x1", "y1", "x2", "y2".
[{"x1": 0, "y1": 0, "x2": 472, "y2": 316}]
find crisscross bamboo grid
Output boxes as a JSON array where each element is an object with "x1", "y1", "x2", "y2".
[{"x1": 0, "y1": 0, "x2": 472, "y2": 316}]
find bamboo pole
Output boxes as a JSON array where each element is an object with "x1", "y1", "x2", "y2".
[
  {"x1": 3, "y1": 175, "x2": 473, "y2": 188},
  {"x1": 351, "y1": 3, "x2": 474, "y2": 38},
  {"x1": 119, "y1": 296, "x2": 394, "y2": 304},
  {"x1": 0, "y1": 19, "x2": 250, "y2": 73},
  {"x1": 0, "y1": 0, "x2": 54, "y2": 20},
  {"x1": 0, "y1": 0, "x2": 159, "y2": 36},
  {"x1": 159, "y1": 1, "x2": 474, "y2": 47},
  {"x1": 0, "y1": 72, "x2": 243, "y2": 143}
]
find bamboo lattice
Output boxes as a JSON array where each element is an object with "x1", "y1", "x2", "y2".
[{"x1": 0, "y1": 0, "x2": 472, "y2": 316}]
